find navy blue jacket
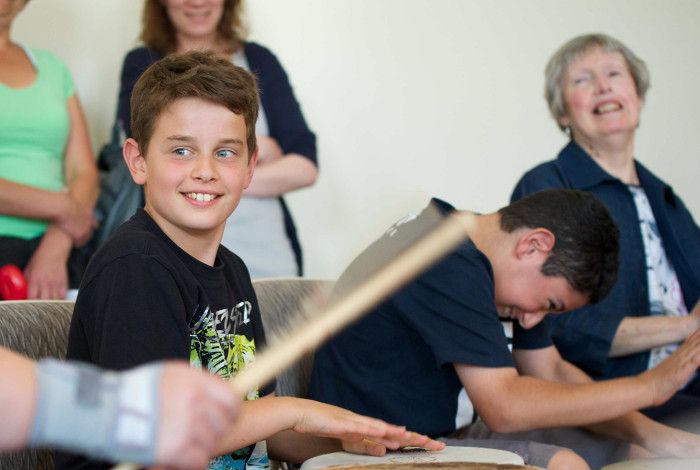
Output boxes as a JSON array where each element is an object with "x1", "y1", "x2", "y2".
[
  {"x1": 115, "y1": 42, "x2": 316, "y2": 274},
  {"x1": 511, "y1": 140, "x2": 700, "y2": 380}
]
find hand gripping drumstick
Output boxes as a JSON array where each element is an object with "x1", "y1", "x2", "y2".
[{"x1": 113, "y1": 208, "x2": 476, "y2": 470}]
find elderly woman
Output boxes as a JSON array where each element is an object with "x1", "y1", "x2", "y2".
[
  {"x1": 115, "y1": 0, "x2": 317, "y2": 278},
  {"x1": 511, "y1": 33, "x2": 700, "y2": 427}
]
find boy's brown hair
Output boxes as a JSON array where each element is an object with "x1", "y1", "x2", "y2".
[
  {"x1": 130, "y1": 50, "x2": 259, "y2": 160},
  {"x1": 499, "y1": 189, "x2": 619, "y2": 304}
]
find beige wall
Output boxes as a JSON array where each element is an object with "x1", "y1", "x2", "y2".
[{"x1": 14, "y1": 0, "x2": 700, "y2": 279}]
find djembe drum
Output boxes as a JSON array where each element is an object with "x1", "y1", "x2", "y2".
[{"x1": 301, "y1": 446, "x2": 541, "y2": 470}]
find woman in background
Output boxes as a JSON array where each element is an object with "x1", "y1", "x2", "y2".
[
  {"x1": 511, "y1": 33, "x2": 700, "y2": 428},
  {"x1": 0, "y1": 0, "x2": 98, "y2": 299},
  {"x1": 116, "y1": 0, "x2": 317, "y2": 277}
]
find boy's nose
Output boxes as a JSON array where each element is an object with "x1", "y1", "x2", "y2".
[{"x1": 191, "y1": 155, "x2": 217, "y2": 182}]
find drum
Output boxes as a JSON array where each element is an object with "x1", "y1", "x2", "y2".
[
  {"x1": 300, "y1": 446, "x2": 536, "y2": 470},
  {"x1": 601, "y1": 458, "x2": 700, "y2": 470}
]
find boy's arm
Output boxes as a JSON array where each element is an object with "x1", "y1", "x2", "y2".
[
  {"x1": 514, "y1": 345, "x2": 700, "y2": 458},
  {"x1": 214, "y1": 395, "x2": 443, "y2": 464},
  {"x1": 455, "y1": 329, "x2": 700, "y2": 435}
]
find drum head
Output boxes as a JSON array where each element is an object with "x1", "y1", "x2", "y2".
[
  {"x1": 601, "y1": 458, "x2": 700, "y2": 470},
  {"x1": 301, "y1": 446, "x2": 528, "y2": 470}
]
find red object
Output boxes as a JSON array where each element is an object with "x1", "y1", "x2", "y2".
[{"x1": 0, "y1": 264, "x2": 28, "y2": 300}]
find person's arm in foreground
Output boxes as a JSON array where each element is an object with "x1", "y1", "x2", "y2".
[
  {"x1": 214, "y1": 393, "x2": 445, "y2": 464},
  {"x1": 0, "y1": 347, "x2": 239, "y2": 470},
  {"x1": 515, "y1": 343, "x2": 700, "y2": 458},
  {"x1": 455, "y1": 330, "x2": 700, "y2": 434},
  {"x1": 23, "y1": 94, "x2": 98, "y2": 299}
]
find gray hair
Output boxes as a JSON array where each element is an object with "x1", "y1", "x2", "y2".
[{"x1": 544, "y1": 33, "x2": 650, "y2": 131}]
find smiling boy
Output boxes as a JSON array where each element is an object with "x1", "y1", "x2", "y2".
[
  {"x1": 59, "y1": 51, "x2": 442, "y2": 470},
  {"x1": 309, "y1": 190, "x2": 700, "y2": 469}
]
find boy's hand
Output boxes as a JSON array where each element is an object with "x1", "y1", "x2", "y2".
[
  {"x1": 292, "y1": 399, "x2": 444, "y2": 456},
  {"x1": 644, "y1": 329, "x2": 700, "y2": 406},
  {"x1": 341, "y1": 431, "x2": 446, "y2": 457}
]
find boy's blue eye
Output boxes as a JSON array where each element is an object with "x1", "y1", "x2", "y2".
[
  {"x1": 174, "y1": 148, "x2": 190, "y2": 157},
  {"x1": 216, "y1": 149, "x2": 235, "y2": 159}
]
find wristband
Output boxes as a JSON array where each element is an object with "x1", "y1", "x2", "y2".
[{"x1": 30, "y1": 359, "x2": 162, "y2": 464}]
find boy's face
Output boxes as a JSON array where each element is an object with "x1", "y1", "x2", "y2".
[
  {"x1": 125, "y1": 97, "x2": 256, "y2": 249},
  {"x1": 495, "y1": 270, "x2": 587, "y2": 329},
  {"x1": 492, "y1": 229, "x2": 588, "y2": 329}
]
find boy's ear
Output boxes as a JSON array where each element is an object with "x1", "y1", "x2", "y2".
[
  {"x1": 515, "y1": 228, "x2": 556, "y2": 259},
  {"x1": 123, "y1": 138, "x2": 147, "y2": 185},
  {"x1": 243, "y1": 145, "x2": 259, "y2": 189}
]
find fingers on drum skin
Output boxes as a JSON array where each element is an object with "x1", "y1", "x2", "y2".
[{"x1": 363, "y1": 439, "x2": 388, "y2": 457}]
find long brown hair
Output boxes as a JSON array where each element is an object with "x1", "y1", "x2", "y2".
[{"x1": 140, "y1": 0, "x2": 247, "y2": 55}]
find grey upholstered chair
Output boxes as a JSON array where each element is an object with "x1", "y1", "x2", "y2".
[
  {"x1": 0, "y1": 278, "x2": 333, "y2": 469},
  {"x1": 0, "y1": 300, "x2": 74, "y2": 470},
  {"x1": 252, "y1": 278, "x2": 334, "y2": 399}
]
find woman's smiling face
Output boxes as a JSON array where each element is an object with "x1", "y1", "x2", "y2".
[
  {"x1": 559, "y1": 47, "x2": 642, "y2": 144},
  {"x1": 163, "y1": 0, "x2": 225, "y2": 44}
]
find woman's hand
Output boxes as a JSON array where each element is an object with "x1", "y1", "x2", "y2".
[
  {"x1": 23, "y1": 226, "x2": 71, "y2": 299},
  {"x1": 54, "y1": 192, "x2": 96, "y2": 247},
  {"x1": 256, "y1": 136, "x2": 284, "y2": 165}
]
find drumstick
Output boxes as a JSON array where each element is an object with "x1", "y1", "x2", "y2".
[{"x1": 113, "y1": 209, "x2": 476, "y2": 470}]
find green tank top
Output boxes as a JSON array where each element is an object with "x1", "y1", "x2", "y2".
[{"x1": 0, "y1": 46, "x2": 74, "y2": 239}]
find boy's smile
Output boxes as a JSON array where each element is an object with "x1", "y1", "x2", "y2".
[
  {"x1": 496, "y1": 271, "x2": 588, "y2": 329},
  {"x1": 124, "y1": 97, "x2": 257, "y2": 263}
]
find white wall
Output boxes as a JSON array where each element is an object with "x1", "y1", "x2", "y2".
[{"x1": 14, "y1": 0, "x2": 700, "y2": 279}]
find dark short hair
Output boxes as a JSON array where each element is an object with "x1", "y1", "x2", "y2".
[
  {"x1": 140, "y1": 0, "x2": 246, "y2": 55},
  {"x1": 499, "y1": 189, "x2": 619, "y2": 303},
  {"x1": 130, "y1": 50, "x2": 258, "y2": 160}
]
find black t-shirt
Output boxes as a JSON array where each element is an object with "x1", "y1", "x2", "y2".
[
  {"x1": 57, "y1": 209, "x2": 273, "y2": 469},
  {"x1": 308, "y1": 199, "x2": 550, "y2": 437}
]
